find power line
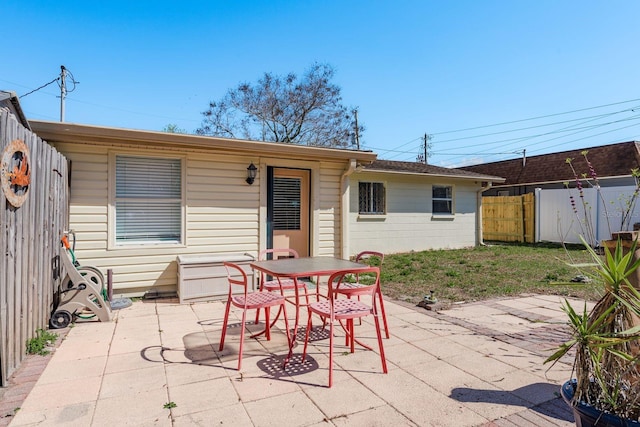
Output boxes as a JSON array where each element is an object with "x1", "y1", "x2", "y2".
[
  {"x1": 436, "y1": 120, "x2": 640, "y2": 166},
  {"x1": 20, "y1": 77, "x2": 60, "y2": 98},
  {"x1": 375, "y1": 97, "x2": 640, "y2": 165},
  {"x1": 430, "y1": 106, "x2": 640, "y2": 146},
  {"x1": 433, "y1": 113, "x2": 640, "y2": 154},
  {"x1": 429, "y1": 97, "x2": 640, "y2": 136}
]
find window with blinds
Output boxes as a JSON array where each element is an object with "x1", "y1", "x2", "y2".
[
  {"x1": 359, "y1": 182, "x2": 385, "y2": 214},
  {"x1": 432, "y1": 185, "x2": 453, "y2": 214},
  {"x1": 273, "y1": 177, "x2": 301, "y2": 230},
  {"x1": 115, "y1": 155, "x2": 182, "y2": 243}
]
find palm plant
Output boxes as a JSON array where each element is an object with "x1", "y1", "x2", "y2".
[{"x1": 546, "y1": 236, "x2": 640, "y2": 420}]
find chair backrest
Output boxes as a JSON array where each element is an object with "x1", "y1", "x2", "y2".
[
  {"x1": 355, "y1": 251, "x2": 384, "y2": 266},
  {"x1": 223, "y1": 262, "x2": 249, "y2": 294},
  {"x1": 329, "y1": 267, "x2": 380, "y2": 300},
  {"x1": 259, "y1": 248, "x2": 299, "y2": 261}
]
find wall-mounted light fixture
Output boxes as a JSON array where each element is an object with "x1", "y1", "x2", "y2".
[{"x1": 246, "y1": 162, "x2": 257, "y2": 185}]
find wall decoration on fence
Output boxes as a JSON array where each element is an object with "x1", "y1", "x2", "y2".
[{"x1": 1, "y1": 138, "x2": 31, "y2": 208}]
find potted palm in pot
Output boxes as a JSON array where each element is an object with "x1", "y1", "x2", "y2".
[{"x1": 546, "y1": 235, "x2": 640, "y2": 426}]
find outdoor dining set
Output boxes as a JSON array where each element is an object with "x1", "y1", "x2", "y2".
[{"x1": 217, "y1": 249, "x2": 390, "y2": 387}]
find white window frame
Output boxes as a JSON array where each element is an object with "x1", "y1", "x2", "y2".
[
  {"x1": 108, "y1": 152, "x2": 186, "y2": 249},
  {"x1": 432, "y1": 184, "x2": 454, "y2": 215},
  {"x1": 358, "y1": 181, "x2": 386, "y2": 215}
]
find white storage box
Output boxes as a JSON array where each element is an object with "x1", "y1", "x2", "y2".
[{"x1": 176, "y1": 254, "x2": 255, "y2": 303}]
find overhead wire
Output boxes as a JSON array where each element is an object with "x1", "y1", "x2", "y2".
[
  {"x1": 433, "y1": 112, "x2": 640, "y2": 155},
  {"x1": 437, "y1": 117, "x2": 640, "y2": 166},
  {"x1": 429, "y1": 97, "x2": 640, "y2": 136},
  {"x1": 20, "y1": 77, "x2": 60, "y2": 98},
  {"x1": 374, "y1": 98, "x2": 640, "y2": 164}
]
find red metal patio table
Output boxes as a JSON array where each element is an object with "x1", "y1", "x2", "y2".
[{"x1": 249, "y1": 256, "x2": 369, "y2": 356}]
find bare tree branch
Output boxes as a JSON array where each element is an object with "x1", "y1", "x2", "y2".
[{"x1": 196, "y1": 63, "x2": 364, "y2": 147}]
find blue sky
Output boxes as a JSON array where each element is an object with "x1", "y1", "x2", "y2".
[{"x1": 3, "y1": 1, "x2": 640, "y2": 167}]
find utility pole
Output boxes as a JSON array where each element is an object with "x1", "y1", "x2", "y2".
[
  {"x1": 59, "y1": 65, "x2": 67, "y2": 122},
  {"x1": 417, "y1": 133, "x2": 432, "y2": 164},
  {"x1": 353, "y1": 109, "x2": 360, "y2": 150},
  {"x1": 423, "y1": 133, "x2": 428, "y2": 164}
]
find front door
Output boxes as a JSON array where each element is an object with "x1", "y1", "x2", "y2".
[{"x1": 268, "y1": 167, "x2": 310, "y2": 257}]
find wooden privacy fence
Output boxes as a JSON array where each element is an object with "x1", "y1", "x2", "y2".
[
  {"x1": 0, "y1": 108, "x2": 68, "y2": 386},
  {"x1": 482, "y1": 193, "x2": 535, "y2": 243}
]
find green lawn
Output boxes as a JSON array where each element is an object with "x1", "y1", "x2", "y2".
[{"x1": 378, "y1": 242, "x2": 600, "y2": 306}]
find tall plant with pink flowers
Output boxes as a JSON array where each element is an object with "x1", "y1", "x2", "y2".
[{"x1": 565, "y1": 150, "x2": 640, "y2": 248}]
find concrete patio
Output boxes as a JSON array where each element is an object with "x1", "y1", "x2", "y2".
[{"x1": 3, "y1": 294, "x2": 584, "y2": 426}]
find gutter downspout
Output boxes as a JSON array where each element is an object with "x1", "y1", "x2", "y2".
[
  {"x1": 477, "y1": 181, "x2": 493, "y2": 246},
  {"x1": 340, "y1": 159, "x2": 357, "y2": 259}
]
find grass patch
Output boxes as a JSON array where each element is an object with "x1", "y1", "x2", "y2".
[
  {"x1": 379, "y1": 242, "x2": 600, "y2": 305},
  {"x1": 26, "y1": 329, "x2": 58, "y2": 356}
]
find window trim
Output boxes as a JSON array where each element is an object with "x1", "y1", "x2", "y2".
[
  {"x1": 108, "y1": 151, "x2": 186, "y2": 249},
  {"x1": 432, "y1": 184, "x2": 455, "y2": 216},
  {"x1": 358, "y1": 181, "x2": 386, "y2": 216}
]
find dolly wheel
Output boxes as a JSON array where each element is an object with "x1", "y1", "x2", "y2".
[{"x1": 49, "y1": 310, "x2": 72, "y2": 329}]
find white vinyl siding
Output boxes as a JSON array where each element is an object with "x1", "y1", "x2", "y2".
[
  {"x1": 51, "y1": 141, "x2": 349, "y2": 296},
  {"x1": 115, "y1": 155, "x2": 182, "y2": 244},
  {"x1": 318, "y1": 161, "x2": 343, "y2": 257}
]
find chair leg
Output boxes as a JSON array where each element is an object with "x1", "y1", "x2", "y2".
[
  {"x1": 254, "y1": 282, "x2": 264, "y2": 325},
  {"x1": 264, "y1": 307, "x2": 271, "y2": 341},
  {"x1": 378, "y1": 291, "x2": 390, "y2": 339},
  {"x1": 373, "y1": 314, "x2": 388, "y2": 374},
  {"x1": 301, "y1": 309, "x2": 312, "y2": 363},
  {"x1": 238, "y1": 309, "x2": 247, "y2": 371},
  {"x1": 328, "y1": 318, "x2": 334, "y2": 388},
  {"x1": 218, "y1": 299, "x2": 232, "y2": 351},
  {"x1": 348, "y1": 319, "x2": 356, "y2": 353},
  {"x1": 282, "y1": 302, "x2": 292, "y2": 365}
]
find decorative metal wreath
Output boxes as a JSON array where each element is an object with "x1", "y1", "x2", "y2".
[{"x1": 1, "y1": 139, "x2": 31, "y2": 208}]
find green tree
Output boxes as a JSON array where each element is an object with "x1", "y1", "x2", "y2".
[
  {"x1": 196, "y1": 63, "x2": 363, "y2": 148},
  {"x1": 162, "y1": 124, "x2": 187, "y2": 134}
]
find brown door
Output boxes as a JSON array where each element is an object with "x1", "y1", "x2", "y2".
[{"x1": 269, "y1": 168, "x2": 310, "y2": 257}]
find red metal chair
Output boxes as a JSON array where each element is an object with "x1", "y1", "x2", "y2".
[
  {"x1": 333, "y1": 251, "x2": 390, "y2": 338},
  {"x1": 301, "y1": 267, "x2": 387, "y2": 387},
  {"x1": 218, "y1": 262, "x2": 290, "y2": 371},
  {"x1": 254, "y1": 248, "x2": 309, "y2": 325}
]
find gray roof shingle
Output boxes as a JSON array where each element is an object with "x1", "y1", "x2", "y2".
[{"x1": 363, "y1": 159, "x2": 504, "y2": 181}]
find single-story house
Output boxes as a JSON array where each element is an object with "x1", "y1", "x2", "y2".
[
  {"x1": 459, "y1": 141, "x2": 640, "y2": 196},
  {"x1": 349, "y1": 160, "x2": 504, "y2": 254},
  {"x1": 29, "y1": 120, "x2": 376, "y2": 299},
  {"x1": 28, "y1": 120, "x2": 504, "y2": 299}
]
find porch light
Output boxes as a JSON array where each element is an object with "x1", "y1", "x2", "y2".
[{"x1": 246, "y1": 162, "x2": 257, "y2": 185}]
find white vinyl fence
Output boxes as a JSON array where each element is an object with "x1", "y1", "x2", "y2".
[{"x1": 535, "y1": 186, "x2": 640, "y2": 246}]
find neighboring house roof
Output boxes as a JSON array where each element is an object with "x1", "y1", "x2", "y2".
[
  {"x1": 459, "y1": 141, "x2": 640, "y2": 187},
  {"x1": 362, "y1": 159, "x2": 505, "y2": 182},
  {"x1": 0, "y1": 90, "x2": 30, "y2": 130}
]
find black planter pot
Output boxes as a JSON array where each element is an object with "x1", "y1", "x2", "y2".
[{"x1": 561, "y1": 380, "x2": 640, "y2": 427}]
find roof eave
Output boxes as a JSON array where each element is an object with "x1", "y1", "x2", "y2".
[
  {"x1": 0, "y1": 90, "x2": 31, "y2": 130},
  {"x1": 360, "y1": 168, "x2": 506, "y2": 183},
  {"x1": 28, "y1": 120, "x2": 378, "y2": 163}
]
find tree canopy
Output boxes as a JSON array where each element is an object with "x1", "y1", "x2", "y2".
[{"x1": 196, "y1": 63, "x2": 363, "y2": 148}]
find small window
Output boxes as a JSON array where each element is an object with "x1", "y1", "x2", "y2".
[
  {"x1": 359, "y1": 182, "x2": 385, "y2": 215},
  {"x1": 432, "y1": 185, "x2": 453, "y2": 214},
  {"x1": 115, "y1": 155, "x2": 182, "y2": 244}
]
